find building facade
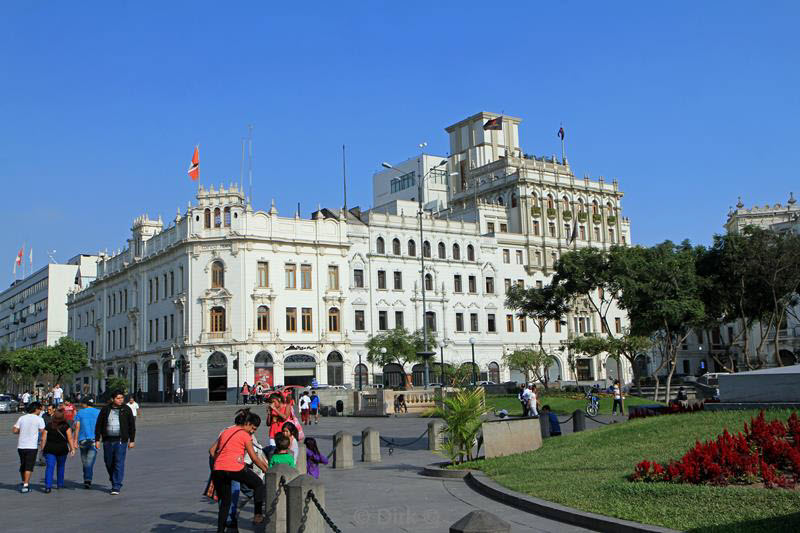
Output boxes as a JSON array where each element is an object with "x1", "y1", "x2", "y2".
[{"x1": 68, "y1": 112, "x2": 634, "y2": 402}]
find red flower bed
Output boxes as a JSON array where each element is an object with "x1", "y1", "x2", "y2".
[{"x1": 630, "y1": 411, "x2": 800, "y2": 488}]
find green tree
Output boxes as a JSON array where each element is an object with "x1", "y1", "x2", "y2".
[
  {"x1": 39, "y1": 337, "x2": 89, "y2": 383},
  {"x1": 502, "y1": 348, "x2": 556, "y2": 387},
  {"x1": 505, "y1": 284, "x2": 569, "y2": 387},
  {"x1": 365, "y1": 328, "x2": 435, "y2": 388},
  {"x1": 430, "y1": 387, "x2": 490, "y2": 464},
  {"x1": 105, "y1": 376, "x2": 131, "y2": 395}
]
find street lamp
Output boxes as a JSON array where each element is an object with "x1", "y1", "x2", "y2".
[
  {"x1": 381, "y1": 159, "x2": 448, "y2": 390},
  {"x1": 235, "y1": 351, "x2": 240, "y2": 404},
  {"x1": 438, "y1": 339, "x2": 448, "y2": 386},
  {"x1": 358, "y1": 351, "x2": 364, "y2": 391},
  {"x1": 380, "y1": 347, "x2": 387, "y2": 387},
  {"x1": 469, "y1": 337, "x2": 477, "y2": 385}
]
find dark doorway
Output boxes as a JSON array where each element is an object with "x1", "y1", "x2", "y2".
[
  {"x1": 147, "y1": 363, "x2": 159, "y2": 402},
  {"x1": 207, "y1": 352, "x2": 228, "y2": 402},
  {"x1": 284, "y1": 354, "x2": 316, "y2": 387}
]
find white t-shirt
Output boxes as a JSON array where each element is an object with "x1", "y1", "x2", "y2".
[
  {"x1": 299, "y1": 396, "x2": 311, "y2": 410},
  {"x1": 613, "y1": 386, "x2": 623, "y2": 400},
  {"x1": 127, "y1": 401, "x2": 140, "y2": 417},
  {"x1": 21, "y1": 392, "x2": 31, "y2": 403},
  {"x1": 521, "y1": 389, "x2": 532, "y2": 403},
  {"x1": 14, "y1": 413, "x2": 45, "y2": 449},
  {"x1": 53, "y1": 387, "x2": 63, "y2": 400}
]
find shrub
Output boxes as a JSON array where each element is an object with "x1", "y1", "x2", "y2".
[{"x1": 631, "y1": 411, "x2": 800, "y2": 488}]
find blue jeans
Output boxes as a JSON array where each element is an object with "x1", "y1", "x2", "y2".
[
  {"x1": 44, "y1": 453, "x2": 66, "y2": 489},
  {"x1": 103, "y1": 440, "x2": 128, "y2": 490},
  {"x1": 79, "y1": 440, "x2": 97, "y2": 482},
  {"x1": 228, "y1": 481, "x2": 241, "y2": 524}
]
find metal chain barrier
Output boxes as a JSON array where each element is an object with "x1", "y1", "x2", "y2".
[
  {"x1": 326, "y1": 436, "x2": 340, "y2": 460},
  {"x1": 379, "y1": 429, "x2": 428, "y2": 455},
  {"x1": 298, "y1": 489, "x2": 342, "y2": 533},
  {"x1": 585, "y1": 415, "x2": 613, "y2": 425},
  {"x1": 351, "y1": 437, "x2": 363, "y2": 447},
  {"x1": 236, "y1": 475, "x2": 286, "y2": 524},
  {"x1": 557, "y1": 414, "x2": 574, "y2": 424}
]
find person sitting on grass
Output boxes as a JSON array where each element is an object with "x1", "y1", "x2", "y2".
[
  {"x1": 540, "y1": 404, "x2": 562, "y2": 436},
  {"x1": 268, "y1": 433, "x2": 296, "y2": 469}
]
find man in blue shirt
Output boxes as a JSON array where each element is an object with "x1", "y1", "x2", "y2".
[
  {"x1": 310, "y1": 391, "x2": 320, "y2": 424},
  {"x1": 72, "y1": 397, "x2": 101, "y2": 488},
  {"x1": 541, "y1": 405, "x2": 562, "y2": 437}
]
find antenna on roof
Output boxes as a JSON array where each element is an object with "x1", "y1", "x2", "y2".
[
  {"x1": 239, "y1": 137, "x2": 246, "y2": 195},
  {"x1": 342, "y1": 144, "x2": 348, "y2": 213},
  {"x1": 247, "y1": 124, "x2": 254, "y2": 205}
]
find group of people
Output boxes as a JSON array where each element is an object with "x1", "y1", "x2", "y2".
[
  {"x1": 19, "y1": 383, "x2": 65, "y2": 409},
  {"x1": 208, "y1": 391, "x2": 329, "y2": 532},
  {"x1": 239, "y1": 381, "x2": 270, "y2": 405},
  {"x1": 12, "y1": 390, "x2": 137, "y2": 495},
  {"x1": 518, "y1": 384, "x2": 540, "y2": 417}
]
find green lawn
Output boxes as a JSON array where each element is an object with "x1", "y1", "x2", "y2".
[
  {"x1": 462, "y1": 409, "x2": 800, "y2": 532},
  {"x1": 485, "y1": 392, "x2": 660, "y2": 416}
]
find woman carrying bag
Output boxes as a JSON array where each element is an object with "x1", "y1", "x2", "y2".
[
  {"x1": 208, "y1": 408, "x2": 269, "y2": 532},
  {"x1": 39, "y1": 407, "x2": 75, "y2": 492}
]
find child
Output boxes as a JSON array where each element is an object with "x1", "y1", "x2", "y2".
[
  {"x1": 268, "y1": 393, "x2": 292, "y2": 447},
  {"x1": 268, "y1": 433, "x2": 296, "y2": 469},
  {"x1": 304, "y1": 437, "x2": 328, "y2": 479},
  {"x1": 281, "y1": 421, "x2": 300, "y2": 463}
]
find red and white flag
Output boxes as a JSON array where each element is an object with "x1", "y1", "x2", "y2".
[
  {"x1": 188, "y1": 146, "x2": 199, "y2": 181},
  {"x1": 16, "y1": 247, "x2": 23, "y2": 266}
]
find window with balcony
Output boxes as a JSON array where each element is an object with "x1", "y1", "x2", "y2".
[
  {"x1": 257, "y1": 306, "x2": 270, "y2": 331},
  {"x1": 210, "y1": 307, "x2": 225, "y2": 336},
  {"x1": 328, "y1": 308, "x2": 340, "y2": 332}
]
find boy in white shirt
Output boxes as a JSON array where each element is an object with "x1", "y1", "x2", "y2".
[
  {"x1": 127, "y1": 396, "x2": 140, "y2": 418},
  {"x1": 12, "y1": 402, "x2": 45, "y2": 493}
]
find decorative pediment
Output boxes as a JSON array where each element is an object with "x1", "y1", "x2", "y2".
[
  {"x1": 351, "y1": 297, "x2": 368, "y2": 306},
  {"x1": 201, "y1": 287, "x2": 233, "y2": 301},
  {"x1": 481, "y1": 261, "x2": 498, "y2": 273},
  {"x1": 391, "y1": 300, "x2": 406, "y2": 308},
  {"x1": 350, "y1": 252, "x2": 367, "y2": 266},
  {"x1": 468, "y1": 302, "x2": 481, "y2": 309},
  {"x1": 376, "y1": 299, "x2": 390, "y2": 308},
  {"x1": 485, "y1": 302, "x2": 498, "y2": 310},
  {"x1": 453, "y1": 302, "x2": 466, "y2": 309}
]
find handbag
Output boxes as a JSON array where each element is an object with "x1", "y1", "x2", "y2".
[{"x1": 203, "y1": 428, "x2": 245, "y2": 501}]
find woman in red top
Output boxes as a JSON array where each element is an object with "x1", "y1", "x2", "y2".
[
  {"x1": 240, "y1": 382, "x2": 250, "y2": 405},
  {"x1": 267, "y1": 393, "x2": 291, "y2": 446},
  {"x1": 209, "y1": 408, "x2": 269, "y2": 532}
]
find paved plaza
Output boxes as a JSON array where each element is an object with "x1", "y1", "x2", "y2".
[{"x1": 0, "y1": 406, "x2": 615, "y2": 532}]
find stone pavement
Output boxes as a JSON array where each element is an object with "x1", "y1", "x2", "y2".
[{"x1": 0, "y1": 407, "x2": 617, "y2": 532}]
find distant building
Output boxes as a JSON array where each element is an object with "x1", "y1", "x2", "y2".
[
  {"x1": 67, "y1": 111, "x2": 634, "y2": 402},
  {"x1": 0, "y1": 254, "x2": 98, "y2": 355}
]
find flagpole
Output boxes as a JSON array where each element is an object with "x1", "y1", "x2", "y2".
[
  {"x1": 560, "y1": 123, "x2": 566, "y2": 164},
  {"x1": 342, "y1": 144, "x2": 348, "y2": 213}
]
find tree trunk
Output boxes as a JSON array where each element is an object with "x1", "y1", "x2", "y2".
[
  {"x1": 653, "y1": 375, "x2": 661, "y2": 402},
  {"x1": 664, "y1": 360, "x2": 676, "y2": 403}
]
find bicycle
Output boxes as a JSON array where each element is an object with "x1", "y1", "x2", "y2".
[{"x1": 585, "y1": 391, "x2": 599, "y2": 416}]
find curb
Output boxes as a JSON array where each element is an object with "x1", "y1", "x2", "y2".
[
  {"x1": 420, "y1": 461, "x2": 472, "y2": 479},
  {"x1": 465, "y1": 472, "x2": 680, "y2": 533}
]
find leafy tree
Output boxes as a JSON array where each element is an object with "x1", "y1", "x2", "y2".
[
  {"x1": 39, "y1": 337, "x2": 89, "y2": 383},
  {"x1": 365, "y1": 328, "x2": 435, "y2": 388},
  {"x1": 105, "y1": 376, "x2": 131, "y2": 395},
  {"x1": 505, "y1": 284, "x2": 569, "y2": 388},
  {"x1": 430, "y1": 387, "x2": 490, "y2": 464},
  {"x1": 502, "y1": 348, "x2": 556, "y2": 387}
]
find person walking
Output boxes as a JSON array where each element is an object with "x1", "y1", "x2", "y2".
[
  {"x1": 612, "y1": 379, "x2": 625, "y2": 416},
  {"x1": 518, "y1": 384, "x2": 527, "y2": 417},
  {"x1": 95, "y1": 391, "x2": 136, "y2": 495},
  {"x1": 299, "y1": 391, "x2": 311, "y2": 425},
  {"x1": 310, "y1": 391, "x2": 321, "y2": 423},
  {"x1": 304, "y1": 437, "x2": 328, "y2": 479},
  {"x1": 40, "y1": 408, "x2": 75, "y2": 492},
  {"x1": 255, "y1": 382, "x2": 264, "y2": 405},
  {"x1": 73, "y1": 397, "x2": 100, "y2": 488},
  {"x1": 12, "y1": 402, "x2": 45, "y2": 493},
  {"x1": 521, "y1": 385, "x2": 533, "y2": 417},
  {"x1": 52, "y1": 384, "x2": 63, "y2": 407},
  {"x1": 241, "y1": 382, "x2": 250, "y2": 405},
  {"x1": 209, "y1": 408, "x2": 268, "y2": 532},
  {"x1": 529, "y1": 385, "x2": 539, "y2": 417},
  {"x1": 127, "y1": 396, "x2": 140, "y2": 419},
  {"x1": 21, "y1": 391, "x2": 31, "y2": 410},
  {"x1": 37, "y1": 404, "x2": 56, "y2": 466}
]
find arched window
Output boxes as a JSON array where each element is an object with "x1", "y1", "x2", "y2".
[
  {"x1": 578, "y1": 198, "x2": 585, "y2": 212},
  {"x1": 204, "y1": 208, "x2": 211, "y2": 229},
  {"x1": 423, "y1": 241, "x2": 431, "y2": 258},
  {"x1": 327, "y1": 351, "x2": 344, "y2": 386},
  {"x1": 563, "y1": 196, "x2": 570, "y2": 210},
  {"x1": 211, "y1": 261, "x2": 224, "y2": 288},
  {"x1": 412, "y1": 363, "x2": 425, "y2": 387},
  {"x1": 452, "y1": 243, "x2": 461, "y2": 260},
  {"x1": 214, "y1": 208, "x2": 221, "y2": 228},
  {"x1": 354, "y1": 363, "x2": 369, "y2": 388},
  {"x1": 467, "y1": 244, "x2": 475, "y2": 261},
  {"x1": 392, "y1": 238, "x2": 401, "y2": 255},
  {"x1": 488, "y1": 362, "x2": 500, "y2": 384},
  {"x1": 425, "y1": 273, "x2": 433, "y2": 291},
  {"x1": 547, "y1": 195, "x2": 554, "y2": 210},
  {"x1": 255, "y1": 351, "x2": 274, "y2": 388},
  {"x1": 592, "y1": 200, "x2": 599, "y2": 215},
  {"x1": 210, "y1": 306, "x2": 226, "y2": 334},
  {"x1": 511, "y1": 193, "x2": 518, "y2": 208},
  {"x1": 407, "y1": 239, "x2": 416, "y2": 257},
  {"x1": 328, "y1": 307, "x2": 340, "y2": 332},
  {"x1": 224, "y1": 207, "x2": 231, "y2": 227},
  {"x1": 257, "y1": 306, "x2": 269, "y2": 331},
  {"x1": 425, "y1": 311, "x2": 436, "y2": 332},
  {"x1": 497, "y1": 195, "x2": 505, "y2": 206},
  {"x1": 438, "y1": 242, "x2": 446, "y2": 259},
  {"x1": 606, "y1": 201, "x2": 614, "y2": 213},
  {"x1": 376, "y1": 237, "x2": 385, "y2": 254}
]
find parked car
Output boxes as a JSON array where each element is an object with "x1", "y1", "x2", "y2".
[
  {"x1": 696, "y1": 373, "x2": 729, "y2": 387},
  {"x1": 0, "y1": 394, "x2": 20, "y2": 413}
]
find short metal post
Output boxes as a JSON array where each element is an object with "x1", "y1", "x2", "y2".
[{"x1": 573, "y1": 409, "x2": 586, "y2": 432}]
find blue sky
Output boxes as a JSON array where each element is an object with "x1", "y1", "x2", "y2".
[{"x1": 1, "y1": 1, "x2": 798, "y2": 276}]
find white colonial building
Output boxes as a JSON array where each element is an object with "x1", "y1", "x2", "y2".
[{"x1": 67, "y1": 111, "x2": 633, "y2": 402}]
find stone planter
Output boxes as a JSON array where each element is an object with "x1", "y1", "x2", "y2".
[
  {"x1": 592, "y1": 214, "x2": 603, "y2": 224},
  {"x1": 607, "y1": 215, "x2": 617, "y2": 224},
  {"x1": 531, "y1": 207, "x2": 542, "y2": 217},
  {"x1": 562, "y1": 211, "x2": 572, "y2": 220},
  {"x1": 547, "y1": 208, "x2": 557, "y2": 219},
  {"x1": 578, "y1": 212, "x2": 588, "y2": 222}
]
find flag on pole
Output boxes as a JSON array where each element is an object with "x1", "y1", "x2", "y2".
[
  {"x1": 29, "y1": 248, "x2": 33, "y2": 269},
  {"x1": 16, "y1": 247, "x2": 23, "y2": 266},
  {"x1": 483, "y1": 116, "x2": 503, "y2": 131},
  {"x1": 12, "y1": 258, "x2": 16, "y2": 277},
  {"x1": 568, "y1": 221, "x2": 578, "y2": 244},
  {"x1": 188, "y1": 146, "x2": 199, "y2": 181},
  {"x1": 558, "y1": 126, "x2": 565, "y2": 140}
]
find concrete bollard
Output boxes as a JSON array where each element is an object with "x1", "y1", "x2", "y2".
[
  {"x1": 361, "y1": 427, "x2": 381, "y2": 462},
  {"x1": 296, "y1": 441, "x2": 307, "y2": 475},
  {"x1": 539, "y1": 411, "x2": 551, "y2": 439},
  {"x1": 286, "y1": 475, "x2": 326, "y2": 533},
  {"x1": 428, "y1": 420, "x2": 445, "y2": 451},
  {"x1": 264, "y1": 463, "x2": 299, "y2": 533},
  {"x1": 450, "y1": 510, "x2": 511, "y2": 533},
  {"x1": 332, "y1": 431, "x2": 353, "y2": 469},
  {"x1": 573, "y1": 409, "x2": 586, "y2": 432}
]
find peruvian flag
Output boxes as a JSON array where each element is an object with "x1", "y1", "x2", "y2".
[
  {"x1": 16, "y1": 247, "x2": 23, "y2": 266},
  {"x1": 558, "y1": 126, "x2": 565, "y2": 140},
  {"x1": 188, "y1": 146, "x2": 199, "y2": 181}
]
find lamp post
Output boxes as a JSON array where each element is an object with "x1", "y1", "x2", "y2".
[
  {"x1": 235, "y1": 351, "x2": 240, "y2": 404},
  {"x1": 379, "y1": 347, "x2": 387, "y2": 387},
  {"x1": 382, "y1": 159, "x2": 448, "y2": 390},
  {"x1": 469, "y1": 337, "x2": 477, "y2": 385},
  {"x1": 358, "y1": 351, "x2": 364, "y2": 391},
  {"x1": 438, "y1": 339, "x2": 448, "y2": 386}
]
